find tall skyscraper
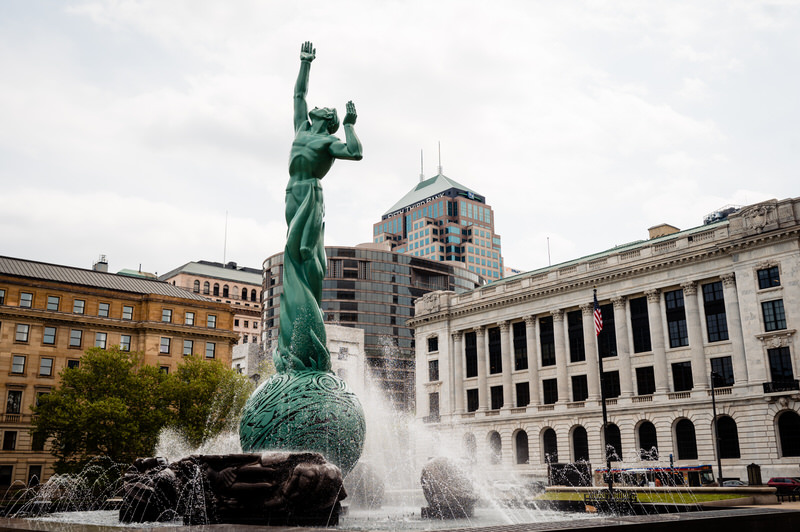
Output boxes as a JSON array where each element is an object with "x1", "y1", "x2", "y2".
[{"x1": 373, "y1": 172, "x2": 504, "y2": 280}]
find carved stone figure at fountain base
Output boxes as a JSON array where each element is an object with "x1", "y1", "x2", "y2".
[
  {"x1": 119, "y1": 452, "x2": 345, "y2": 526},
  {"x1": 420, "y1": 457, "x2": 479, "y2": 519}
]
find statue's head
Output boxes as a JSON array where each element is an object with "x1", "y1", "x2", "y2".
[{"x1": 309, "y1": 106, "x2": 339, "y2": 134}]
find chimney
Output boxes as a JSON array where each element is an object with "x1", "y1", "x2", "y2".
[{"x1": 93, "y1": 254, "x2": 108, "y2": 272}]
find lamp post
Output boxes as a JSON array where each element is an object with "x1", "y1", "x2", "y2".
[{"x1": 710, "y1": 371, "x2": 723, "y2": 483}]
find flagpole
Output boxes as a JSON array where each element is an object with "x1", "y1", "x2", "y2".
[{"x1": 594, "y1": 287, "x2": 613, "y2": 493}]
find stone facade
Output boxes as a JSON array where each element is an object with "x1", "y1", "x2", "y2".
[
  {"x1": 0, "y1": 256, "x2": 237, "y2": 487},
  {"x1": 410, "y1": 197, "x2": 800, "y2": 483}
]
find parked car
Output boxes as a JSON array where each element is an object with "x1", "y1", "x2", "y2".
[
  {"x1": 767, "y1": 477, "x2": 800, "y2": 493},
  {"x1": 722, "y1": 479, "x2": 748, "y2": 487}
]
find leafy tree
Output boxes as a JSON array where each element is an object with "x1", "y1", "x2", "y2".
[
  {"x1": 31, "y1": 347, "x2": 172, "y2": 474},
  {"x1": 167, "y1": 355, "x2": 254, "y2": 447}
]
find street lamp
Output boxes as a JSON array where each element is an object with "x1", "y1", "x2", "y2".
[{"x1": 710, "y1": 371, "x2": 723, "y2": 484}]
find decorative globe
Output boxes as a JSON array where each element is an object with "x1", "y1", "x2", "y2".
[{"x1": 239, "y1": 371, "x2": 366, "y2": 476}]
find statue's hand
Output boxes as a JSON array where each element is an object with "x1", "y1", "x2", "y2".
[
  {"x1": 300, "y1": 41, "x2": 316, "y2": 62},
  {"x1": 343, "y1": 101, "x2": 357, "y2": 126}
]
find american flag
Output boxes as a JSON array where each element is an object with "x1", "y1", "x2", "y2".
[{"x1": 593, "y1": 291, "x2": 603, "y2": 336}]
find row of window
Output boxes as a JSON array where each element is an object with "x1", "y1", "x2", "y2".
[
  {"x1": 159, "y1": 337, "x2": 216, "y2": 358},
  {"x1": 0, "y1": 464, "x2": 44, "y2": 487},
  {"x1": 12, "y1": 324, "x2": 132, "y2": 350},
  {"x1": 161, "y1": 309, "x2": 216, "y2": 328},
  {"x1": 191, "y1": 281, "x2": 260, "y2": 302},
  {"x1": 459, "y1": 410, "x2": 800, "y2": 466}
]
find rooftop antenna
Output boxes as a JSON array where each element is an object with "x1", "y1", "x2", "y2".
[
  {"x1": 419, "y1": 149, "x2": 424, "y2": 182},
  {"x1": 547, "y1": 237, "x2": 551, "y2": 266},
  {"x1": 437, "y1": 141, "x2": 443, "y2": 175},
  {"x1": 223, "y1": 211, "x2": 228, "y2": 265}
]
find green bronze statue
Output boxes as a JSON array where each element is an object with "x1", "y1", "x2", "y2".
[{"x1": 240, "y1": 42, "x2": 366, "y2": 476}]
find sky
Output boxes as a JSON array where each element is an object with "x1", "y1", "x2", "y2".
[{"x1": 2, "y1": 1, "x2": 799, "y2": 277}]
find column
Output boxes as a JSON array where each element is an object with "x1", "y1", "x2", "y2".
[
  {"x1": 721, "y1": 273, "x2": 748, "y2": 384},
  {"x1": 682, "y1": 281, "x2": 707, "y2": 391},
  {"x1": 581, "y1": 303, "x2": 600, "y2": 400},
  {"x1": 500, "y1": 321, "x2": 514, "y2": 408},
  {"x1": 524, "y1": 316, "x2": 540, "y2": 406},
  {"x1": 476, "y1": 326, "x2": 488, "y2": 411},
  {"x1": 612, "y1": 296, "x2": 634, "y2": 397},
  {"x1": 452, "y1": 331, "x2": 464, "y2": 413},
  {"x1": 646, "y1": 289, "x2": 669, "y2": 393},
  {"x1": 552, "y1": 310, "x2": 569, "y2": 403}
]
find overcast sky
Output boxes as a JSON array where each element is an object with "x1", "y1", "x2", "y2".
[{"x1": 2, "y1": 1, "x2": 799, "y2": 277}]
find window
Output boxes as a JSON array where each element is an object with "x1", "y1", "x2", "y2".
[
  {"x1": 427, "y1": 336, "x2": 438, "y2": 352},
  {"x1": 703, "y1": 282, "x2": 728, "y2": 342},
  {"x1": 762, "y1": 300, "x2": 787, "y2": 331},
  {"x1": 159, "y1": 337, "x2": 171, "y2": 354},
  {"x1": 180, "y1": 339, "x2": 194, "y2": 356},
  {"x1": 244, "y1": 320, "x2": 249, "y2": 328},
  {"x1": 542, "y1": 378, "x2": 558, "y2": 405},
  {"x1": 768, "y1": 347, "x2": 794, "y2": 382},
  {"x1": 513, "y1": 321, "x2": 528, "y2": 370},
  {"x1": 602, "y1": 371, "x2": 621, "y2": 398},
  {"x1": 160, "y1": 366, "x2": 170, "y2": 374},
  {"x1": 42, "y1": 326, "x2": 56, "y2": 345},
  {"x1": 778, "y1": 411, "x2": 800, "y2": 457},
  {"x1": 572, "y1": 426, "x2": 589, "y2": 461},
  {"x1": 223, "y1": 285, "x2": 229, "y2": 298},
  {"x1": 636, "y1": 366, "x2": 656, "y2": 395},
  {"x1": 213, "y1": 283, "x2": 219, "y2": 296},
  {"x1": 241, "y1": 288, "x2": 248, "y2": 300},
  {"x1": 185, "y1": 312, "x2": 195, "y2": 326},
  {"x1": 193, "y1": 280, "x2": 200, "y2": 293},
  {"x1": 672, "y1": 361, "x2": 693, "y2": 391},
  {"x1": 428, "y1": 392, "x2": 439, "y2": 420},
  {"x1": 466, "y1": 389, "x2": 479, "y2": 412},
  {"x1": 489, "y1": 431, "x2": 502, "y2": 464},
  {"x1": 516, "y1": 382, "x2": 530, "y2": 407},
  {"x1": 73, "y1": 299, "x2": 85, "y2": 314},
  {"x1": 0, "y1": 466, "x2": 12, "y2": 485},
  {"x1": 69, "y1": 329, "x2": 82, "y2": 348},
  {"x1": 515, "y1": 431, "x2": 529, "y2": 464},
  {"x1": 15, "y1": 324, "x2": 29, "y2": 342},
  {"x1": 95, "y1": 332, "x2": 107, "y2": 349},
  {"x1": 543, "y1": 428, "x2": 558, "y2": 463},
  {"x1": 97, "y1": 302, "x2": 109, "y2": 317},
  {"x1": 488, "y1": 327, "x2": 502, "y2": 374},
  {"x1": 665, "y1": 289, "x2": 689, "y2": 348},
  {"x1": 630, "y1": 296, "x2": 651, "y2": 353},
  {"x1": 46, "y1": 296, "x2": 60, "y2": 311},
  {"x1": 758, "y1": 266, "x2": 780, "y2": 289},
  {"x1": 203, "y1": 281, "x2": 210, "y2": 295},
  {"x1": 6, "y1": 391, "x2": 22, "y2": 414},
  {"x1": 66, "y1": 360, "x2": 79, "y2": 370},
  {"x1": 120, "y1": 335, "x2": 131, "y2": 351},
  {"x1": 675, "y1": 419, "x2": 698, "y2": 460},
  {"x1": 567, "y1": 310, "x2": 585, "y2": 362},
  {"x1": 205, "y1": 342, "x2": 216, "y2": 358},
  {"x1": 39, "y1": 358, "x2": 53, "y2": 377},
  {"x1": 716, "y1": 416, "x2": 740, "y2": 459},
  {"x1": 11, "y1": 355, "x2": 26, "y2": 374},
  {"x1": 711, "y1": 356, "x2": 734, "y2": 387},
  {"x1": 28, "y1": 465, "x2": 42, "y2": 487},
  {"x1": 490, "y1": 386, "x2": 503, "y2": 410},
  {"x1": 0, "y1": 289, "x2": 4, "y2": 305},
  {"x1": 235, "y1": 319, "x2": 240, "y2": 327},
  {"x1": 251, "y1": 289, "x2": 257, "y2": 302},
  {"x1": 428, "y1": 360, "x2": 439, "y2": 381},
  {"x1": 464, "y1": 331, "x2": 477, "y2": 378},
  {"x1": 597, "y1": 303, "x2": 617, "y2": 358},
  {"x1": 3, "y1": 431, "x2": 17, "y2": 451},
  {"x1": 19, "y1": 292, "x2": 32, "y2": 308},
  {"x1": 207, "y1": 315, "x2": 217, "y2": 328},
  {"x1": 540, "y1": 316, "x2": 555, "y2": 366},
  {"x1": 122, "y1": 305, "x2": 133, "y2": 320},
  {"x1": 638, "y1": 421, "x2": 658, "y2": 460},
  {"x1": 605, "y1": 424, "x2": 622, "y2": 461},
  {"x1": 162, "y1": 309, "x2": 173, "y2": 323},
  {"x1": 31, "y1": 431, "x2": 45, "y2": 451},
  {"x1": 570, "y1": 374, "x2": 588, "y2": 402}
]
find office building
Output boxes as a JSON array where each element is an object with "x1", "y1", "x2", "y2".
[{"x1": 411, "y1": 197, "x2": 800, "y2": 482}]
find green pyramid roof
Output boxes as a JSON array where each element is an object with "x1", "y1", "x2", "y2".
[{"x1": 382, "y1": 173, "x2": 482, "y2": 217}]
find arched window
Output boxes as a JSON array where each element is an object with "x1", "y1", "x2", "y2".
[
  {"x1": 675, "y1": 419, "x2": 698, "y2": 460},
  {"x1": 572, "y1": 426, "x2": 589, "y2": 462},
  {"x1": 223, "y1": 285, "x2": 229, "y2": 298},
  {"x1": 463, "y1": 433, "x2": 477, "y2": 463},
  {"x1": 515, "y1": 431, "x2": 529, "y2": 464},
  {"x1": 638, "y1": 421, "x2": 658, "y2": 460},
  {"x1": 489, "y1": 431, "x2": 502, "y2": 464},
  {"x1": 242, "y1": 288, "x2": 248, "y2": 300},
  {"x1": 251, "y1": 289, "x2": 258, "y2": 302},
  {"x1": 543, "y1": 428, "x2": 558, "y2": 464},
  {"x1": 778, "y1": 410, "x2": 800, "y2": 457},
  {"x1": 213, "y1": 283, "x2": 219, "y2": 296},
  {"x1": 716, "y1": 416, "x2": 740, "y2": 459},
  {"x1": 203, "y1": 281, "x2": 210, "y2": 295},
  {"x1": 604, "y1": 424, "x2": 622, "y2": 462},
  {"x1": 193, "y1": 280, "x2": 200, "y2": 293}
]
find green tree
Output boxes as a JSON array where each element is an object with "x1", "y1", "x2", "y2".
[
  {"x1": 166, "y1": 355, "x2": 254, "y2": 447},
  {"x1": 31, "y1": 347, "x2": 172, "y2": 474}
]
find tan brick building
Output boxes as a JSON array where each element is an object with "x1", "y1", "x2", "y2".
[{"x1": 0, "y1": 256, "x2": 237, "y2": 487}]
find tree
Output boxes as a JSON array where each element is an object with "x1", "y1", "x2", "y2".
[
  {"x1": 167, "y1": 356, "x2": 254, "y2": 447},
  {"x1": 31, "y1": 347, "x2": 172, "y2": 474}
]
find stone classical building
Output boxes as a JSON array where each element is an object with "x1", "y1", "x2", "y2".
[
  {"x1": 0, "y1": 256, "x2": 237, "y2": 487},
  {"x1": 160, "y1": 261, "x2": 262, "y2": 348},
  {"x1": 411, "y1": 197, "x2": 800, "y2": 482}
]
